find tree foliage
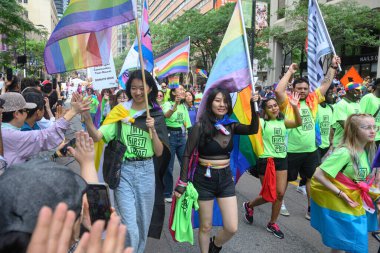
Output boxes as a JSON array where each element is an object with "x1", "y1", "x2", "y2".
[{"x1": 266, "y1": 0, "x2": 380, "y2": 71}]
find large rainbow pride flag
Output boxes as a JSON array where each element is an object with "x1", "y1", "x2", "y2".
[
  {"x1": 44, "y1": 0, "x2": 135, "y2": 74},
  {"x1": 193, "y1": 1, "x2": 261, "y2": 227},
  {"x1": 154, "y1": 38, "x2": 190, "y2": 80}
]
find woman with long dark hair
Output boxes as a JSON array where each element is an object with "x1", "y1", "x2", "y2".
[
  {"x1": 243, "y1": 94, "x2": 302, "y2": 239},
  {"x1": 175, "y1": 88, "x2": 259, "y2": 253},
  {"x1": 82, "y1": 70, "x2": 170, "y2": 253},
  {"x1": 162, "y1": 84, "x2": 192, "y2": 202}
]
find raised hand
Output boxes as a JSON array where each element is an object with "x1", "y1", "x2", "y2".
[
  {"x1": 289, "y1": 92, "x2": 300, "y2": 107},
  {"x1": 287, "y1": 63, "x2": 298, "y2": 75}
]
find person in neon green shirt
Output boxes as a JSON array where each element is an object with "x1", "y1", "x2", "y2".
[
  {"x1": 275, "y1": 56, "x2": 341, "y2": 220},
  {"x1": 243, "y1": 94, "x2": 302, "y2": 239},
  {"x1": 160, "y1": 82, "x2": 171, "y2": 102},
  {"x1": 85, "y1": 86, "x2": 99, "y2": 124},
  {"x1": 332, "y1": 82, "x2": 362, "y2": 147},
  {"x1": 312, "y1": 114, "x2": 378, "y2": 253},
  {"x1": 360, "y1": 78, "x2": 380, "y2": 147},
  {"x1": 162, "y1": 84, "x2": 191, "y2": 202}
]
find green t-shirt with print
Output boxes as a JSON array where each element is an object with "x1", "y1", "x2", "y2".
[
  {"x1": 332, "y1": 98, "x2": 361, "y2": 147},
  {"x1": 287, "y1": 100, "x2": 317, "y2": 153},
  {"x1": 162, "y1": 101, "x2": 192, "y2": 129},
  {"x1": 99, "y1": 109, "x2": 154, "y2": 159},
  {"x1": 259, "y1": 118, "x2": 287, "y2": 158},
  {"x1": 320, "y1": 147, "x2": 370, "y2": 181},
  {"x1": 360, "y1": 93, "x2": 380, "y2": 141},
  {"x1": 318, "y1": 104, "x2": 334, "y2": 149}
]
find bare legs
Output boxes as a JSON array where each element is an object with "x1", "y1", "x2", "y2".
[{"x1": 198, "y1": 196, "x2": 238, "y2": 253}]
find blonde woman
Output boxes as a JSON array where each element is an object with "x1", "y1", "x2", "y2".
[{"x1": 311, "y1": 114, "x2": 379, "y2": 253}]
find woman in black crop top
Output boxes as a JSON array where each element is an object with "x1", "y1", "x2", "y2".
[{"x1": 175, "y1": 88, "x2": 259, "y2": 253}]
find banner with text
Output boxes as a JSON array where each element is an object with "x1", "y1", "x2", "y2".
[{"x1": 88, "y1": 54, "x2": 118, "y2": 90}]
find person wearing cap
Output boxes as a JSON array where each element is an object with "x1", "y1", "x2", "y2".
[
  {"x1": 0, "y1": 92, "x2": 90, "y2": 167},
  {"x1": 20, "y1": 91, "x2": 45, "y2": 131},
  {"x1": 332, "y1": 82, "x2": 363, "y2": 148},
  {"x1": 360, "y1": 78, "x2": 380, "y2": 147}
]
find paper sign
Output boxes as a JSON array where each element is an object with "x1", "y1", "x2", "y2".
[{"x1": 89, "y1": 54, "x2": 118, "y2": 90}]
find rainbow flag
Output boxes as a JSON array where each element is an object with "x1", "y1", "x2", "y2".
[
  {"x1": 168, "y1": 75, "x2": 180, "y2": 89},
  {"x1": 155, "y1": 38, "x2": 190, "y2": 80},
  {"x1": 193, "y1": 1, "x2": 257, "y2": 228},
  {"x1": 44, "y1": 0, "x2": 136, "y2": 74},
  {"x1": 311, "y1": 173, "x2": 380, "y2": 253},
  {"x1": 197, "y1": 1, "x2": 251, "y2": 120},
  {"x1": 195, "y1": 68, "x2": 208, "y2": 78}
]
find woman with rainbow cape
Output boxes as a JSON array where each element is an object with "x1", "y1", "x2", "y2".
[
  {"x1": 311, "y1": 114, "x2": 380, "y2": 253},
  {"x1": 174, "y1": 88, "x2": 259, "y2": 253},
  {"x1": 82, "y1": 70, "x2": 170, "y2": 253}
]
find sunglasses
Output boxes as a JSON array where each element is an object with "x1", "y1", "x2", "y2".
[{"x1": 157, "y1": 95, "x2": 164, "y2": 97}]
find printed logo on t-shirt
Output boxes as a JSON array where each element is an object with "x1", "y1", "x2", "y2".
[
  {"x1": 357, "y1": 167, "x2": 367, "y2": 181},
  {"x1": 176, "y1": 112, "x2": 184, "y2": 123},
  {"x1": 127, "y1": 126, "x2": 148, "y2": 157},
  {"x1": 320, "y1": 115, "x2": 330, "y2": 136},
  {"x1": 272, "y1": 127, "x2": 286, "y2": 153},
  {"x1": 301, "y1": 109, "x2": 313, "y2": 131},
  {"x1": 354, "y1": 109, "x2": 360, "y2": 114}
]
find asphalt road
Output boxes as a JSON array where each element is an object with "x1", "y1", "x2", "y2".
[{"x1": 63, "y1": 115, "x2": 379, "y2": 253}]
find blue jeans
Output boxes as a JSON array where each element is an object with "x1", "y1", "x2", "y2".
[
  {"x1": 114, "y1": 159, "x2": 155, "y2": 253},
  {"x1": 163, "y1": 130, "x2": 186, "y2": 198}
]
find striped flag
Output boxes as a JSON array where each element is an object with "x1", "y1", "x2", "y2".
[
  {"x1": 168, "y1": 75, "x2": 180, "y2": 89},
  {"x1": 154, "y1": 38, "x2": 190, "y2": 80},
  {"x1": 44, "y1": 0, "x2": 136, "y2": 74},
  {"x1": 307, "y1": 0, "x2": 334, "y2": 91},
  {"x1": 195, "y1": 68, "x2": 208, "y2": 78},
  {"x1": 133, "y1": 0, "x2": 154, "y2": 72}
]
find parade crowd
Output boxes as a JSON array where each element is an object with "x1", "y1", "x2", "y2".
[{"x1": 1, "y1": 55, "x2": 380, "y2": 253}]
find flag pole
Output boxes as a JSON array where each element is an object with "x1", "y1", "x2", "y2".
[
  {"x1": 237, "y1": 0, "x2": 259, "y2": 112},
  {"x1": 313, "y1": 0, "x2": 341, "y2": 71},
  {"x1": 135, "y1": 10, "x2": 152, "y2": 138}
]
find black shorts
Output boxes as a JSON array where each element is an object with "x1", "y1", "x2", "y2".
[
  {"x1": 318, "y1": 147, "x2": 329, "y2": 162},
  {"x1": 287, "y1": 150, "x2": 319, "y2": 181},
  {"x1": 257, "y1": 157, "x2": 288, "y2": 176},
  {"x1": 192, "y1": 165, "x2": 235, "y2": 201}
]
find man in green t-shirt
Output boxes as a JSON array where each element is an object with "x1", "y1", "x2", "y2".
[
  {"x1": 360, "y1": 78, "x2": 380, "y2": 147},
  {"x1": 275, "y1": 56, "x2": 340, "y2": 220},
  {"x1": 160, "y1": 82, "x2": 171, "y2": 102},
  {"x1": 332, "y1": 82, "x2": 362, "y2": 147}
]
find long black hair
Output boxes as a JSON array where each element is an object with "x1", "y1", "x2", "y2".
[
  {"x1": 169, "y1": 84, "x2": 184, "y2": 103},
  {"x1": 261, "y1": 98, "x2": 284, "y2": 120},
  {"x1": 199, "y1": 88, "x2": 233, "y2": 146},
  {"x1": 125, "y1": 70, "x2": 158, "y2": 107}
]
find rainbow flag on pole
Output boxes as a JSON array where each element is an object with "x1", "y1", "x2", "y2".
[
  {"x1": 44, "y1": 0, "x2": 136, "y2": 74},
  {"x1": 154, "y1": 38, "x2": 190, "y2": 80},
  {"x1": 193, "y1": 0, "x2": 258, "y2": 228},
  {"x1": 195, "y1": 68, "x2": 208, "y2": 78}
]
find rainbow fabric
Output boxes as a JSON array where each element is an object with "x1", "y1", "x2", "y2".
[
  {"x1": 197, "y1": 2, "x2": 251, "y2": 120},
  {"x1": 311, "y1": 173, "x2": 380, "y2": 253},
  {"x1": 155, "y1": 38, "x2": 190, "y2": 80},
  {"x1": 195, "y1": 69, "x2": 208, "y2": 78},
  {"x1": 44, "y1": 0, "x2": 135, "y2": 74},
  {"x1": 168, "y1": 75, "x2": 180, "y2": 89}
]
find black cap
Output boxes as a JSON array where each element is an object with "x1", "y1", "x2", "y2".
[{"x1": 0, "y1": 159, "x2": 87, "y2": 234}]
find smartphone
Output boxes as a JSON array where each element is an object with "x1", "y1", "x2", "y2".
[
  {"x1": 6, "y1": 68, "x2": 12, "y2": 81},
  {"x1": 86, "y1": 183, "x2": 112, "y2": 225},
  {"x1": 60, "y1": 138, "x2": 76, "y2": 156},
  {"x1": 0, "y1": 98, "x2": 4, "y2": 108}
]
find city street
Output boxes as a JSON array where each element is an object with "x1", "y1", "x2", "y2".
[{"x1": 64, "y1": 116, "x2": 379, "y2": 253}]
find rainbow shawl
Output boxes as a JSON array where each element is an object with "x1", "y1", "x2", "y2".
[
  {"x1": 281, "y1": 88, "x2": 324, "y2": 146},
  {"x1": 44, "y1": 0, "x2": 135, "y2": 74},
  {"x1": 310, "y1": 173, "x2": 380, "y2": 253}
]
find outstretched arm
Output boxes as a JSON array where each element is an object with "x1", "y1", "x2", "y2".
[
  {"x1": 275, "y1": 63, "x2": 298, "y2": 105},
  {"x1": 319, "y1": 55, "x2": 341, "y2": 96},
  {"x1": 285, "y1": 92, "x2": 302, "y2": 128}
]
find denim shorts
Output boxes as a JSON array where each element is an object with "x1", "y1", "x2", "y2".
[{"x1": 192, "y1": 165, "x2": 235, "y2": 201}]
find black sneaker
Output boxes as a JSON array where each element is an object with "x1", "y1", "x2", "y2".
[
  {"x1": 243, "y1": 202, "x2": 254, "y2": 224},
  {"x1": 266, "y1": 222, "x2": 284, "y2": 239},
  {"x1": 208, "y1": 236, "x2": 222, "y2": 253}
]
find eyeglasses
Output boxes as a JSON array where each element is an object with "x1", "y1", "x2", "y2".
[
  {"x1": 161, "y1": 86, "x2": 167, "y2": 89},
  {"x1": 157, "y1": 95, "x2": 164, "y2": 98},
  {"x1": 360, "y1": 125, "x2": 380, "y2": 131}
]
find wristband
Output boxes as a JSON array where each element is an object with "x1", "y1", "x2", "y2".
[
  {"x1": 178, "y1": 180, "x2": 188, "y2": 187},
  {"x1": 337, "y1": 190, "x2": 342, "y2": 197}
]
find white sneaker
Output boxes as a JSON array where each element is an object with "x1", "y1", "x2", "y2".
[
  {"x1": 280, "y1": 204, "x2": 290, "y2": 216},
  {"x1": 296, "y1": 185, "x2": 307, "y2": 195},
  {"x1": 164, "y1": 197, "x2": 172, "y2": 203}
]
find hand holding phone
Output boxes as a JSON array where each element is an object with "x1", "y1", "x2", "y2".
[{"x1": 86, "y1": 183, "x2": 112, "y2": 225}]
